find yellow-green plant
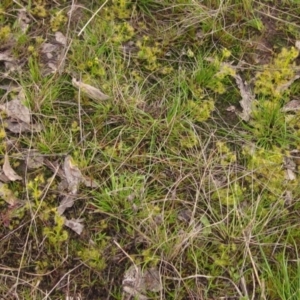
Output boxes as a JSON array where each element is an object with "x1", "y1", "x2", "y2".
[
  {"x1": 77, "y1": 245, "x2": 107, "y2": 271},
  {"x1": 243, "y1": 47, "x2": 300, "y2": 148},
  {"x1": 43, "y1": 212, "x2": 69, "y2": 245},
  {"x1": 50, "y1": 11, "x2": 68, "y2": 32},
  {"x1": 255, "y1": 47, "x2": 299, "y2": 100}
]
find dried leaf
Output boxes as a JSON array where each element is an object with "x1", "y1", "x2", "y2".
[
  {"x1": 4, "y1": 119, "x2": 42, "y2": 133},
  {"x1": 25, "y1": 150, "x2": 44, "y2": 169},
  {"x1": 72, "y1": 78, "x2": 110, "y2": 101},
  {"x1": 3, "y1": 154, "x2": 22, "y2": 181},
  {"x1": 233, "y1": 74, "x2": 255, "y2": 121},
  {"x1": 0, "y1": 99, "x2": 31, "y2": 124},
  {"x1": 41, "y1": 43, "x2": 59, "y2": 53},
  {"x1": 284, "y1": 156, "x2": 296, "y2": 181},
  {"x1": 284, "y1": 190, "x2": 293, "y2": 206},
  {"x1": 226, "y1": 105, "x2": 236, "y2": 112},
  {"x1": 5, "y1": 120, "x2": 30, "y2": 133},
  {"x1": 0, "y1": 182, "x2": 19, "y2": 205},
  {"x1": 0, "y1": 171, "x2": 10, "y2": 183},
  {"x1": 63, "y1": 156, "x2": 83, "y2": 194},
  {"x1": 57, "y1": 195, "x2": 76, "y2": 215},
  {"x1": 0, "y1": 51, "x2": 15, "y2": 62},
  {"x1": 55, "y1": 31, "x2": 67, "y2": 45},
  {"x1": 296, "y1": 40, "x2": 300, "y2": 51},
  {"x1": 285, "y1": 169, "x2": 296, "y2": 181},
  {"x1": 48, "y1": 62, "x2": 58, "y2": 72},
  {"x1": 82, "y1": 176, "x2": 99, "y2": 188},
  {"x1": 282, "y1": 99, "x2": 300, "y2": 112},
  {"x1": 123, "y1": 265, "x2": 162, "y2": 299},
  {"x1": 64, "y1": 218, "x2": 84, "y2": 235}
]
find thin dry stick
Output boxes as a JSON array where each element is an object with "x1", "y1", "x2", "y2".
[
  {"x1": 78, "y1": 0, "x2": 109, "y2": 36},
  {"x1": 77, "y1": 74, "x2": 83, "y2": 142}
]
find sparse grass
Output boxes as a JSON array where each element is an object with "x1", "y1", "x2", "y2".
[{"x1": 1, "y1": 0, "x2": 300, "y2": 299}]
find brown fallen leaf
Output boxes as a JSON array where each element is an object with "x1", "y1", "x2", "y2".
[
  {"x1": 3, "y1": 154, "x2": 22, "y2": 181},
  {"x1": 282, "y1": 99, "x2": 300, "y2": 112},
  {"x1": 233, "y1": 74, "x2": 255, "y2": 121},
  {"x1": 57, "y1": 195, "x2": 76, "y2": 215},
  {"x1": 0, "y1": 51, "x2": 15, "y2": 62},
  {"x1": 123, "y1": 265, "x2": 162, "y2": 300},
  {"x1": 0, "y1": 182, "x2": 20, "y2": 205},
  {"x1": 64, "y1": 218, "x2": 84, "y2": 235},
  {"x1": 0, "y1": 99, "x2": 31, "y2": 124},
  {"x1": 63, "y1": 156, "x2": 83, "y2": 194},
  {"x1": 41, "y1": 43, "x2": 59, "y2": 54},
  {"x1": 4, "y1": 119, "x2": 42, "y2": 133},
  {"x1": 72, "y1": 78, "x2": 110, "y2": 101},
  {"x1": 0, "y1": 170, "x2": 10, "y2": 183},
  {"x1": 55, "y1": 31, "x2": 67, "y2": 46}
]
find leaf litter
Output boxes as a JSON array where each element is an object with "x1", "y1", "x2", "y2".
[
  {"x1": 53, "y1": 156, "x2": 98, "y2": 234},
  {"x1": 0, "y1": 88, "x2": 42, "y2": 133},
  {"x1": 0, "y1": 155, "x2": 21, "y2": 206},
  {"x1": 0, "y1": 50, "x2": 20, "y2": 74},
  {"x1": 40, "y1": 32, "x2": 67, "y2": 75},
  {"x1": 122, "y1": 265, "x2": 162, "y2": 300},
  {"x1": 72, "y1": 78, "x2": 110, "y2": 101},
  {"x1": 64, "y1": 218, "x2": 84, "y2": 235},
  {"x1": 0, "y1": 99, "x2": 31, "y2": 124},
  {"x1": 3, "y1": 154, "x2": 22, "y2": 181}
]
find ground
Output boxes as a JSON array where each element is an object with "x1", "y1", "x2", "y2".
[{"x1": 1, "y1": 0, "x2": 300, "y2": 299}]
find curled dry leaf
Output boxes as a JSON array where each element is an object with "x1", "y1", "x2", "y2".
[
  {"x1": 0, "y1": 99, "x2": 31, "y2": 124},
  {"x1": 123, "y1": 265, "x2": 162, "y2": 300},
  {"x1": 3, "y1": 154, "x2": 22, "y2": 181},
  {"x1": 41, "y1": 43, "x2": 59, "y2": 54},
  {"x1": 4, "y1": 119, "x2": 40, "y2": 133},
  {"x1": 57, "y1": 195, "x2": 76, "y2": 215},
  {"x1": 233, "y1": 74, "x2": 255, "y2": 121},
  {"x1": 0, "y1": 170, "x2": 10, "y2": 183},
  {"x1": 0, "y1": 183, "x2": 20, "y2": 205},
  {"x1": 285, "y1": 169, "x2": 296, "y2": 181},
  {"x1": 63, "y1": 155, "x2": 83, "y2": 194},
  {"x1": 282, "y1": 99, "x2": 300, "y2": 112},
  {"x1": 64, "y1": 218, "x2": 84, "y2": 235},
  {"x1": 72, "y1": 78, "x2": 110, "y2": 101},
  {"x1": 55, "y1": 31, "x2": 67, "y2": 46}
]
